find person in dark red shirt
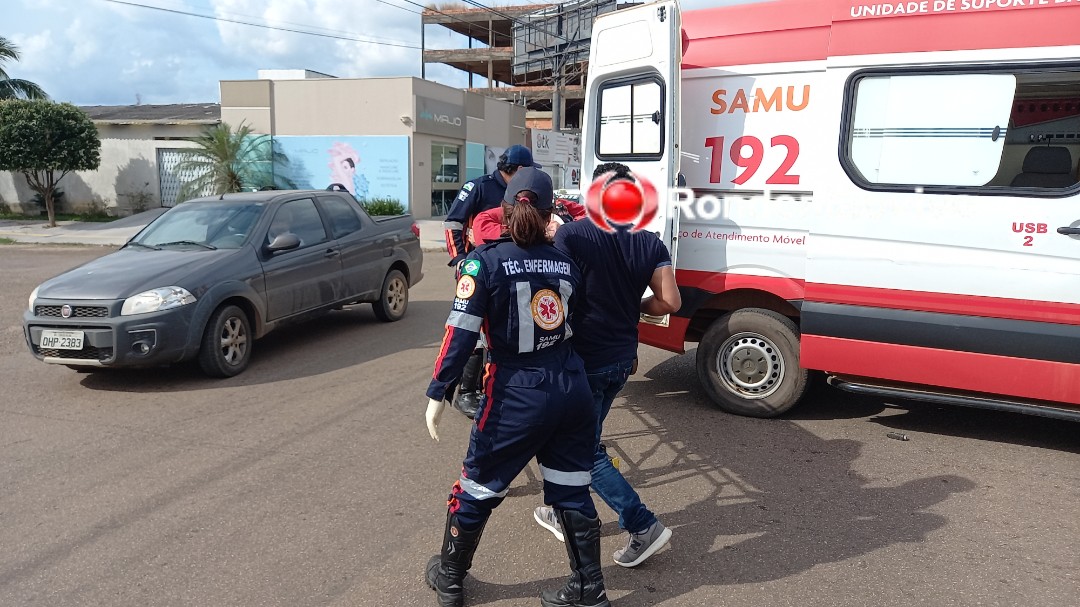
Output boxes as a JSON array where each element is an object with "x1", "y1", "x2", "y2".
[{"x1": 471, "y1": 197, "x2": 585, "y2": 245}]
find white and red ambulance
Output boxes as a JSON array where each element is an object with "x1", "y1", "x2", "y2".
[{"x1": 579, "y1": 0, "x2": 1080, "y2": 419}]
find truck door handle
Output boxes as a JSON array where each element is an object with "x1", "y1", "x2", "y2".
[
  {"x1": 1056, "y1": 226, "x2": 1080, "y2": 236},
  {"x1": 325, "y1": 248, "x2": 340, "y2": 258}
]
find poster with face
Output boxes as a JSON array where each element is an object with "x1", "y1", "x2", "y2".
[
  {"x1": 273, "y1": 136, "x2": 410, "y2": 209},
  {"x1": 484, "y1": 146, "x2": 506, "y2": 175}
]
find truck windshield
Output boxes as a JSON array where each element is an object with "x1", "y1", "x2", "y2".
[{"x1": 133, "y1": 203, "x2": 264, "y2": 249}]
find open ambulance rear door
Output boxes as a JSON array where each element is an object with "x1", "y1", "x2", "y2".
[{"x1": 580, "y1": 0, "x2": 682, "y2": 324}]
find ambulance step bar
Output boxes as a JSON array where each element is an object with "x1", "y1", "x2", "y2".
[{"x1": 827, "y1": 376, "x2": 1080, "y2": 423}]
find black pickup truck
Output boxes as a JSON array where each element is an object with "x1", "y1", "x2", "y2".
[{"x1": 23, "y1": 189, "x2": 424, "y2": 377}]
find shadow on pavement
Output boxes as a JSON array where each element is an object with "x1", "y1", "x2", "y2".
[
  {"x1": 451, "y1": 350, "x2": 979, "y2": 605},
  {"x1": 77, "y1": 300, "x2": 449, "y2": 393}
]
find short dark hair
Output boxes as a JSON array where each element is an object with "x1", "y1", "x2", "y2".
[
  {"x1": 497, "y1": 152, "x2": 521, "y2": 176},
  {"x1": 343, "y1": 158, "x2": 355, "y2": 168},
  {"x1": 593, "y1": 162, "x2": 632, "y2": 181}
]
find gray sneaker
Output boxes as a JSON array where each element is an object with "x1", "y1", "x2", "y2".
[
  {"x1": 613, "y1": 521, "x2": 672, "y2": 567},
  {"x1": 533, "y1": 506, "x2": 565, "y2": 542}
]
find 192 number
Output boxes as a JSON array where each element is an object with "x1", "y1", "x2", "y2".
[{"x1": 705, "y1": 135, "x2": 800, "y2": 186}]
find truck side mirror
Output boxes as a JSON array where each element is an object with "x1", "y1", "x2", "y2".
[{"x1": 267, "y1": 233, "x2": 301, "y2": 252}]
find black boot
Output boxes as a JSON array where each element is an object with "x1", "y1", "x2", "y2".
[
  {"x1": 452, "y1": 350, "x2": 484, "y2": 420},
  {"x1": 425, "y1": 511, "x2": 487, "y2": 607},
  {"x1": 540, "y1": 509, "x2": 611, "y2": 607}
]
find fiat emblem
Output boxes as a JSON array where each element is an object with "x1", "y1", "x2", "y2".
[{"x1": 61, "y1": 305, "x2": 72, "y2": 318}]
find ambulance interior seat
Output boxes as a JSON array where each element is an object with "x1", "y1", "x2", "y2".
[{"x1": 1010, "y1": 146, "x2": 1078, "y2": 188}]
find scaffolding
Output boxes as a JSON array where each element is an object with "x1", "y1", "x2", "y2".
[{"x1": 421, "y1": 1, "x2": 635, "y2": 130}]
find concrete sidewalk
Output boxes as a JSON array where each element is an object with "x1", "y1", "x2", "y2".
[{"x1": 0, "y1": 209, "x2": 449, "y2": 253}]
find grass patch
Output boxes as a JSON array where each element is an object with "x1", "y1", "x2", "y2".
[
  {"x1": 0, "y1": 212, "x2": 117, "y2": 223},
  {"x1": 0, "y1": 237, "x2": 15, "y2": 245}
]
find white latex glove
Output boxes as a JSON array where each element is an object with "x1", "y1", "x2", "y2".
[{"x1": 426, "y1": 397, "x2": 445, "y2": 441}]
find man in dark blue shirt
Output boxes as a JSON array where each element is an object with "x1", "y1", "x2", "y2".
[
  {"x1": 442, "y1": 145, "x2": 540, "y2": 419},
  {"x1": 443, "y1": 144, "x2": 539, "y2": 266},
  {"x1": 537, "y1": 162, "x2": 682, "y2": 569}
]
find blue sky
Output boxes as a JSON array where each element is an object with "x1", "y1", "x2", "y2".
[{"x1": 4, "y1": 0, "x2": 751, "y2": 107}]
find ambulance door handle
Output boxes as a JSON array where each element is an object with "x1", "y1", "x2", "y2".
[{"x1": 1056, "y1": 226, "x2": 1080, "y2": 236}]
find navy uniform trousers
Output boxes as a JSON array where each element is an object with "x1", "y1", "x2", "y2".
[
  {"x1": 451, "y1": 345, "x2": 596, "y2": 527},
  {"x1": 428, "y1": 240, "x2": 598, "y2": 529}
]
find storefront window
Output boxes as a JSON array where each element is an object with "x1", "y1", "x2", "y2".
[
  {"x1": 432, "y1": 143, "x2": 461, "y2": 184},
  {"x1": 431, "y1": 142, "x2": 463, "y2": 216}
]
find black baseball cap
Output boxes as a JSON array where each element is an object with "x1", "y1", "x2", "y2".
[{"x1": 503, "y1": 166, "x2": 554, "y2": 210}]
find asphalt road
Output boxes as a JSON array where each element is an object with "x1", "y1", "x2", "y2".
[{"x1": 2, "y1": 246, "x2": 1078, "y2": 607}]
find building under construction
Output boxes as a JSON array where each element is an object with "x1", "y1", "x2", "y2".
[{"x1": 421, "y1": 0, "x2": 635, "y2": 131}]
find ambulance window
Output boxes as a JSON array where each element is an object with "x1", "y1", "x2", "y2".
[
  {"x1": 597, "y1": 77, "x2": 664, "y2": 159},
  {"x1": 846, "y1": 74, "x2": 1015, "y2": 187}
]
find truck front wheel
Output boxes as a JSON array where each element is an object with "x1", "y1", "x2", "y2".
[
  {"x1": 198, "y1": 304, "x2": 252, "y2": 378},
  {"x1": 696, "y1": 308, "x2": 808, "y2": 418}
]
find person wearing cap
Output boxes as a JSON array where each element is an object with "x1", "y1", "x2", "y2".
[
  {"x1": 441, "y1": 144, "x2": 540, "y2": 420},
  {"x1": 532, "y1": 162, "x2": 681, "y2": 570},
  {"x1": 423, "y1": 166, "x2": 611, "y2": 607}
]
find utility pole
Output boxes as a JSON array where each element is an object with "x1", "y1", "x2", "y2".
[
  {"x1": 550, "y1": 40, "x2": 566, "y2": 132},
  {"x1": 552, "y1": 71, "x2": 562, "y2": 132}
]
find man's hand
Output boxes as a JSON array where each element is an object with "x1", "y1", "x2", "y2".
[{"x1": 426, "y1": 397, "x2": 446, "y2": 441}]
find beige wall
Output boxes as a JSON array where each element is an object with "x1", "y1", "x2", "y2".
[
  {"x1": 466, "y1": 94, "x2": 528, "y2": 148},
  {"x1": 221, "y1": 78, "x2": 415, "y2": 137},
  {"x1": 220, "y1": 80, "x2": 273, "y2": 133},
  {"x1": 219, "y1": 76, "x2": 528, "y2": 218},
  {"x1": 0, "y1": 135, "x2": 197, "y2": 215},
  {"x1": 412, "y1": 134, "x2": 434, "y2": 218}
]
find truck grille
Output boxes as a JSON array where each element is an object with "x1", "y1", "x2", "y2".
[{"x1": 36, "y1": 305, "x2": 110, "y2": 318}]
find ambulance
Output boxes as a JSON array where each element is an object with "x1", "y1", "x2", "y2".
[{"x1": 579, "y1": 0, "x2": 1080, "y2": 419}]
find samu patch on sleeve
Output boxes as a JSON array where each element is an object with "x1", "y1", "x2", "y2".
[
  {"x1": 461, "y1": 259, "x2": 481, "y2": 277},
  {"x1": 455, "y1": 275, "x2": 477, "y2": 299}
]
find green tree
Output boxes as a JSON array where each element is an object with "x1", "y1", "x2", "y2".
[
  {"x1": 0, "y1": 100, "x2": 100, "y2": 226},
  {"x1": 176, "y1": 122, "x2": 293, "y2": 201},
  {"x1": 0, "y1": 36, "x2": 48, "y2": 100}
]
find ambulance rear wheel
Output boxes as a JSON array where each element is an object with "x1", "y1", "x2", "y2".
[{"x1": 696, "y1": 309, "x2": 808, "y2": 418}]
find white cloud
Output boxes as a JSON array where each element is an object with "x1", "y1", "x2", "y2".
[
  {"x1": 9, "y1": 31, "x2": 55, "y2": 72},
  {"x1": 65, "y1": 18, "x2": 103, "y2": 67},
  {"x1": 4, "y1": 0, "x2": 762, "y2": 105}
]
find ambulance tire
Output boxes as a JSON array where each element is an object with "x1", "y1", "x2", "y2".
[{"x1": 696, "y1": 308, "x2": 808, "y2": 418}]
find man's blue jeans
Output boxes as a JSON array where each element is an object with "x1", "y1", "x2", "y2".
[{"x1": 588, "y1": 359, "x2": 658, "y2": 534}]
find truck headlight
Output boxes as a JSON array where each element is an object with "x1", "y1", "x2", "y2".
[
  {"x1": 28, "y1": 286, "x2": 39, "y2": 312},
  {"x1": 121, "y1": 287, "x2": 196, "y2": 316}
]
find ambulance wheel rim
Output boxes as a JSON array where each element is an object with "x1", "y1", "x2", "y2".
[{"x1": 715, "y1": 332, "x2": 784, "y2": 398}]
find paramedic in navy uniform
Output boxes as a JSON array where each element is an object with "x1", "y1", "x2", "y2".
[
  {"x1": 424, "y1": 166, "x2": 612, "y2": 607},
  {"x1": 442, "y1": 144, "x2": 541, "y2": 420}
]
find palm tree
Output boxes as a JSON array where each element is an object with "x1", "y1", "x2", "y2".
[
  {"x1": 176, "y1": 122, "x2": 294, "y2": 201},
  {"x1": 0, "y1": 36, "x2": 47, "y2": 100}
]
